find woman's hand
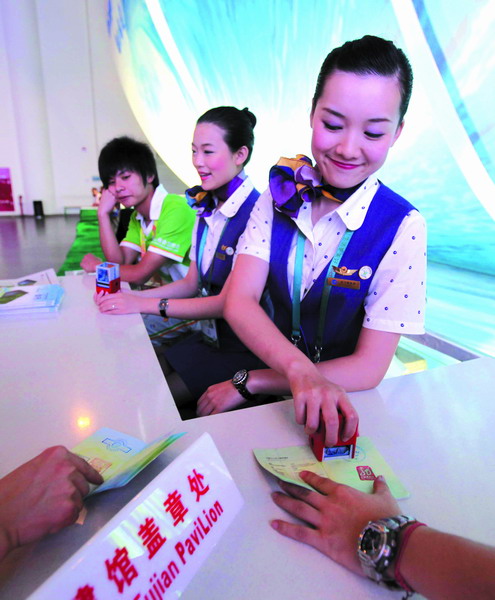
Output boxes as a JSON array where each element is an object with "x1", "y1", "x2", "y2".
[
  {"x1": 271, "y1": 471, "x2": 400, "y2": 576},
  {"x1": 94, "y1": 290, "x2": 145, "y2": 315},
  {"x1": 288, "y1": 365, "x2": 358, "y2": 446},
  {"x1": 197, "y1": 380, "x2": 246, "y2": 416}
]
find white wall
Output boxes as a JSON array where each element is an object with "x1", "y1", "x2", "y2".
[{"x1": 0, "y1": 0, "x2": 184, "y2": 217}]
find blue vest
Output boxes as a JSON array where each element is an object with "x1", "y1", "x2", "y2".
[
  {"x1": 268, "y1": 183, "x2": 416, "y2": 361},
  {"x1": 196, "y1": 186, "x2": 261, "y2": 350},
  {"x1": 196, "y1": 187, "x2": 260, "y2": 292}
]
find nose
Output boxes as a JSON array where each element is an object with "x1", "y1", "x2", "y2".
[
  {"x1": 192, "y1": 152, "x2": 203, "y2": 169},
  {"x1": 336, "y1": 130, "x2": 360, "y2": 160}
]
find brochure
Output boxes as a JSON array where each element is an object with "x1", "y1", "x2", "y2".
[
  {"x1": 0, "y1": 269, "x2": 64, "y2": 316},
  {"x1": 72, "y1": 427, "x2": 186, "y2": 495},
  {"x1": 0, "y1": 268, "x2": 59, "y2": 286}
]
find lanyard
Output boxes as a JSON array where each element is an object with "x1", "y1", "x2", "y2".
[
  {"x1": 292, "y1": 228, "x2": 354, "y2": 362},
  {"x1": 197, "y1": 217, "x2": 231, "y2": 294}
]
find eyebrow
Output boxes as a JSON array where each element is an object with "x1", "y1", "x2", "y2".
[
  {"x1": 192, "y1": 142, "x2": 215, "y2": 149},
  {"x1": 322, "y1": 108, "x2": 392, "y2": 123}
]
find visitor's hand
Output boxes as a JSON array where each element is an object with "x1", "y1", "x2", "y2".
[
  {"x1": 80, "y1": 253, "x2": 103, "y2": 273},
  {"x1": 0, "y1": 446, "x2": 103, "y2": 559},
  {"x1": 271, "y1": 471, "x2": 400, "y2": 576},
  {"x1": 95, "y1": 290, "x2": 143, "y2": 315},
  {"x1": 197, "y1": 380, "x2": 246, "y2": 416},
  {"x1": 288, "y1": 366, "x2": 358, "y2": 446}
]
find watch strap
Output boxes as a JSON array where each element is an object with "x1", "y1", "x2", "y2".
[
  {"x1": 159, "y1": 298, "x2": 169, "y2": 319},
  {"x1": 232, "y1": 370, "x2": 255, "y2": 400}
]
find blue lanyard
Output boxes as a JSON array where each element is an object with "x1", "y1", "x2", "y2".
[
  {"x1": 292, "y1": 228, "x2": 354, "y2": 362},
  {"x1": 197, "y1": 217, "x2": 231, "y2": 294}
]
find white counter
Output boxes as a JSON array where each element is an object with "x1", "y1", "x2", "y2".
[{"x1": 1, "y1": 275, "x2": 494, "y2": 599}]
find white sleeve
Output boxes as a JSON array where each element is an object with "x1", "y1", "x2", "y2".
[
  {"x1": 363, "y1": 210, "x2": 427, "y2": 334},
  {"x1": 234, "y1": 188, "x2": 274, "y2": 263},
  {"x1": 188, "y1": 218, "x2": 199, "y2": 264}
]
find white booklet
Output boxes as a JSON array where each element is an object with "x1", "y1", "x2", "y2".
[
  {"x1": 0, "y1": 268, "x2": 59, "y2": 286},
  {"x1": 0, "y1": 268, "x2": 64, "y2": 316}
]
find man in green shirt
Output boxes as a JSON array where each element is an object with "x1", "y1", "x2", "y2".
[{"x1": 81, "y1": 136, "x2": 196, "y2": 341}]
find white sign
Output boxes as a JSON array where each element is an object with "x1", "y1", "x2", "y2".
[{"x1": 29, "y1": 433, "x2": 243, "y2": 600}]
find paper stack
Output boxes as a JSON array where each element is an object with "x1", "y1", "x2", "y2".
[{"x1": 0, "y1": 268, "x2": 65, "y2": 317}]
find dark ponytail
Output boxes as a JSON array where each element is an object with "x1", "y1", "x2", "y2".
[{"x1": 197, "y1": 106, "x2": 256, "y2": 165}]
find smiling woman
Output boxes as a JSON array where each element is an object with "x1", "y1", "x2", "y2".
[
  {"x1": 92, "y1": 108, "x2": 271, "y2": 411},
  {"x1": 195, "y1": 35, "x2": 428, "y2": 449},
  {"x1": 192, "y1": 122, "x2": 247, "y2": 191},
  {"x1": 310, "y1": 72, "x2": 404, "y2": 191}
]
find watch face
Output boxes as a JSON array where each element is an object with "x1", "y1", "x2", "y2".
[
  {"x1": 360, "y1": 527, "x2": 386, "y2": 561},
  {"x1": 232, "y1": 369, "x2": 247, "y2": 385}
]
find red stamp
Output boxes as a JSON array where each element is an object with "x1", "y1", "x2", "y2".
[{"x1": 356, "y1": 466, "x2": 376, "y2": 481}]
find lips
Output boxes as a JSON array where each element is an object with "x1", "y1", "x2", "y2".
[{"x1": 330, "y1": 158, "x2": 360, "y2": 170}]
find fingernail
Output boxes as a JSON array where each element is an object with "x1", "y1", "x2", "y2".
[{"x1": 270, "y1": 520, "x2": 280, "y2": 531}]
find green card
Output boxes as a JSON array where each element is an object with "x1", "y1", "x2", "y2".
[{"x1": 254, "y1": 436, "x2": 409, "y2": 499}]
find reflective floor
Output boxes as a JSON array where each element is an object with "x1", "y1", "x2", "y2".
[{"x1": 0, "y1": 215, "x2": 79, "y2": 278}]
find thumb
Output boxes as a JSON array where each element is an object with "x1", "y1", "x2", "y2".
[{"x1": 372, "y1": 475, "x2": 392, "y2": 497}]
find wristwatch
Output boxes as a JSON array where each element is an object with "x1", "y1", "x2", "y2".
[
  {"x1": 357, "y1": 515, "x2": 417, "y2": 589},
  {"x1": 158, "y1": 298, "x2": 169, "y2": 318},
  {"x1": 232, "y1": 369, "x2": 255, "y2": 400}
]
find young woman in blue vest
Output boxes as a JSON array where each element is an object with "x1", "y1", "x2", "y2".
[
  {"x1": 96, "y1": 106, "x2": 268, "y2": 404},
  {"x1": 197, "y1": 36, "x2": 427, "y2": 445}
]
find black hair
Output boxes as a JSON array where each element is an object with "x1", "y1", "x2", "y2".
[
  {"x1": 98, "y1": 136, "x2": 159, "y2": 189},
  {"x1": 197, "y1": 106, "x2": 256, "y2": 165},
  {"x1": 312, "y1": 35, "x2": 413, "y2": 124}
]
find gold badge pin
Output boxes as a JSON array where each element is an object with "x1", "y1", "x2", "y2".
[{"x1": 333, "y1": 266, "x2": 357, "y2": 276}]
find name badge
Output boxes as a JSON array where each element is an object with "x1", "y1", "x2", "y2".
[
  {"x1": 327, "y1": 277, "x2": 360, "y2": 290},
  {"x1": 200, "y1": 318, "x2": 219, "y2": 347}
]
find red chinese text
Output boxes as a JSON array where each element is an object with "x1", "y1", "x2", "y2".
[
  {"x1": 105, "y1": 546, "x2": 139, "y2": 593},
  {"x1": 73, "y1": 585, "x2": 97, "y2": 600},
  {"x1": 163, "y1": 490, "x2": 189, "y2": 526},
  {"x1": 188, "y1": 468, "x2": 210, "y2": 502},
  {"x1": 138, "y1": 516, "x2": 167, "y2": 559}
]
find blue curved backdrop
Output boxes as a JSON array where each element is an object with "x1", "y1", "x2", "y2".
[{"x1": 106, "y1": 0, "x2": 495, "y2": 354}]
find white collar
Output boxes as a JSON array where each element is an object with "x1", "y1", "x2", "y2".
[
  {"x1": 135, "y1": 184, "x2": 168, "y2": 224},
  {"x1": 195, "y1": 173, "x2": 254, "y2": 219},
  {"x1": 334, "y1": 176, "x2": 380, "y2": 231},
  {"x1": 217, "y1": 176, "x2": 254, "y2": 218}
]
